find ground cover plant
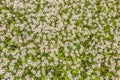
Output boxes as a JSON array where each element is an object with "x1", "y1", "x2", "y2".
[{"x1": 0, "y1": 0, "x2": 120, "y2": 80}]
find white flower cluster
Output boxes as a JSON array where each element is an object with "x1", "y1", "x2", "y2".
[{"x1": 0, "y1": 0, "x2": 120, "y2": 80}]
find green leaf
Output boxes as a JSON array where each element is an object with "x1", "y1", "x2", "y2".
[
  {"x1": 106, "y1": 72, "x2": 113, "y2": 77},
  {"x1": 76, "y1": 20, "x2": 82, "y2": 26},
  {"x1": 40, "y1": 16, "x2": 45, "y2": 22}
]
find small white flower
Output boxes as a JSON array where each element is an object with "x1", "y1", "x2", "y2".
[{"x1": 2, "y1": 48, "x2": 8, "y2": 53}]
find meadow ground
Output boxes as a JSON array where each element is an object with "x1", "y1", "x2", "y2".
[{"x1": 0, "y1": 0, "x2": 120, "y2": 80}]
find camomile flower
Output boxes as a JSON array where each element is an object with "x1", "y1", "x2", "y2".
[
  {"x1": 1, "y1": 36, "x2": 5, "y2": 41},
  {"x1": 2, "y1": 48, "x2": 8, "y2": 53},
  {"x1": 4, "y1": 72, "x2": 11, "y2": 79},
  {"x1": 0, "y1": 68, "x2": 6, "y2": 75},
  {"x1": 34, "y1": 70, "x2": 41, "y2": 76}
]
